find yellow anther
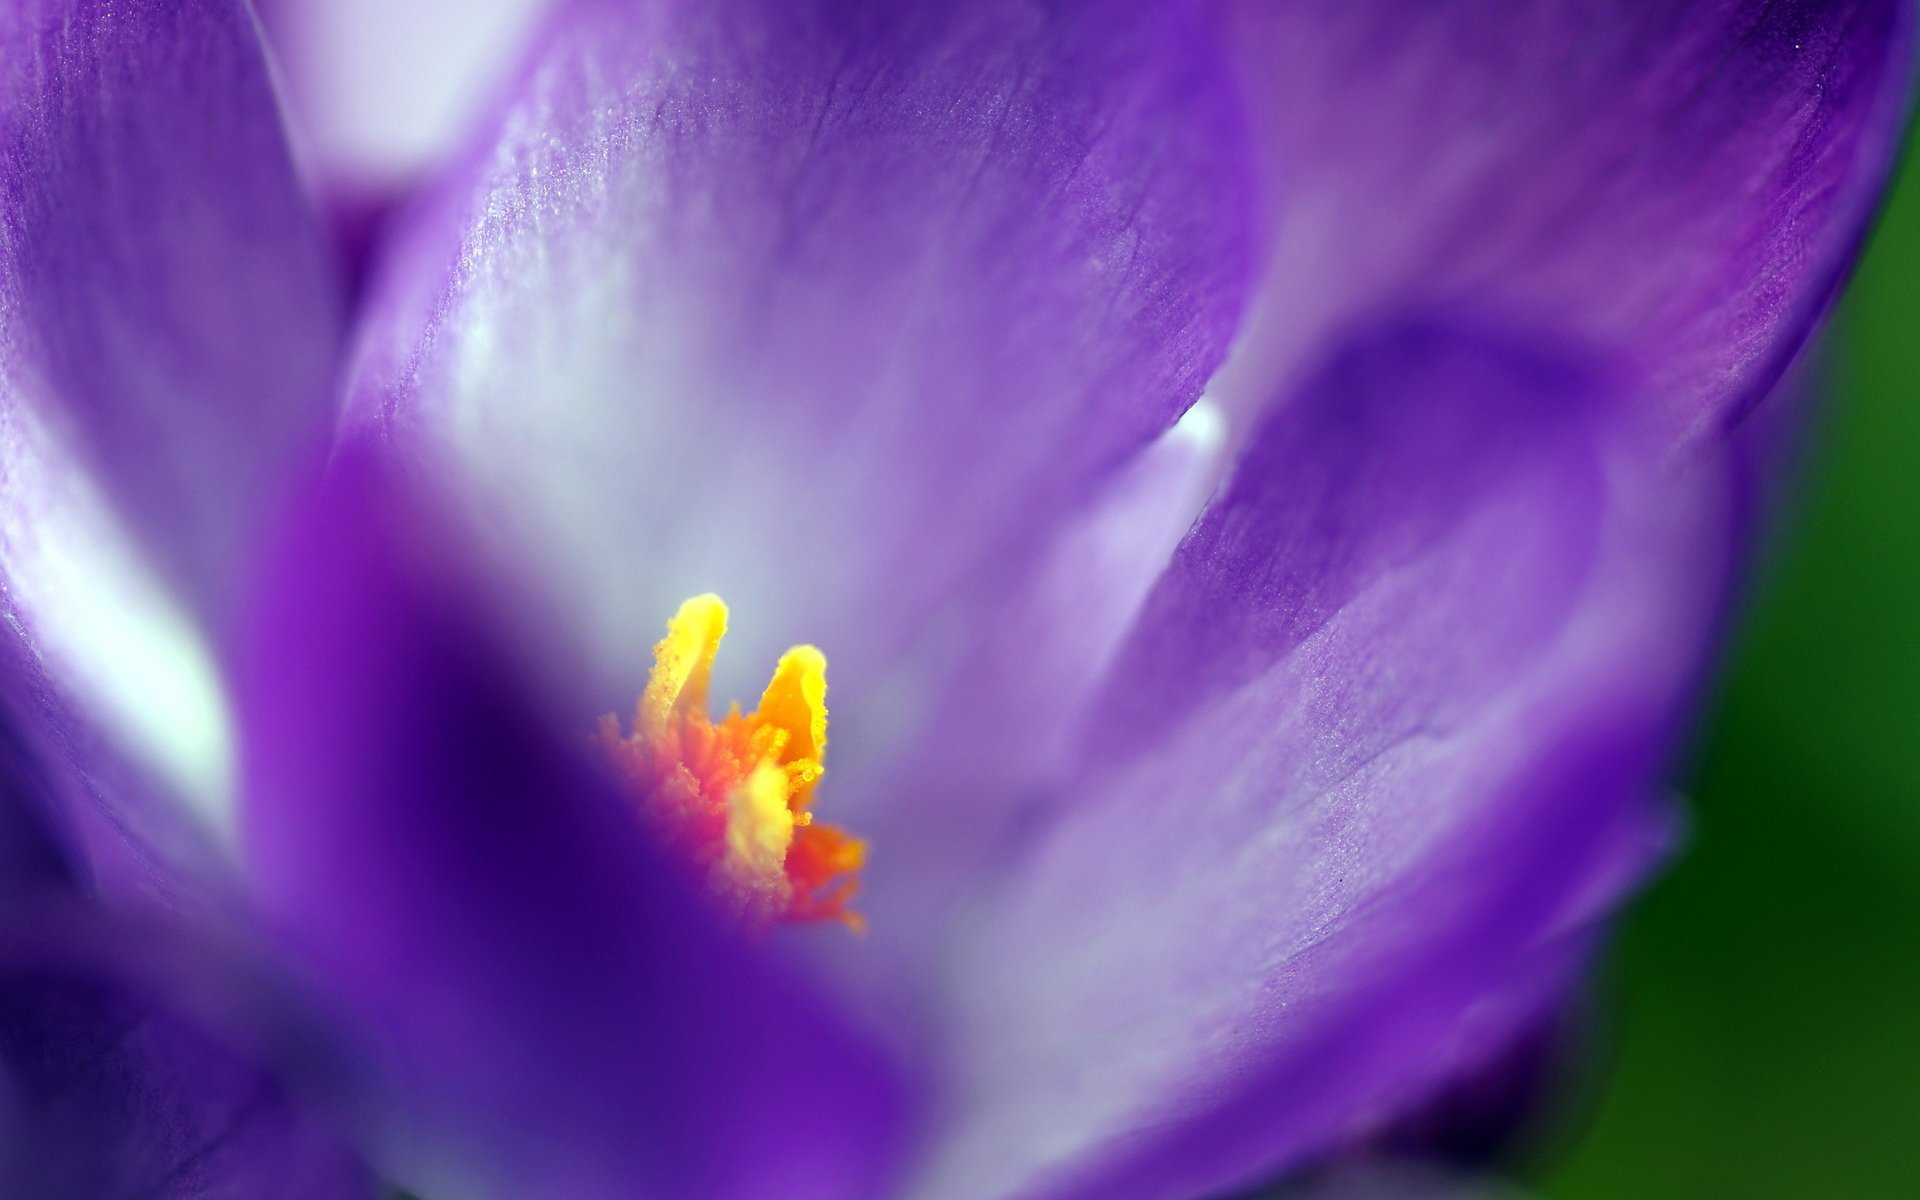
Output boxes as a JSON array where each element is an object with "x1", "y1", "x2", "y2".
[{"x1": 598, "y1": 595, "x2": 863, "y2": 930}]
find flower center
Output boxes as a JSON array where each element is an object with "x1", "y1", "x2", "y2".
[{"x1": 596, "y1": 595, "x2": 864, "y2": 931}]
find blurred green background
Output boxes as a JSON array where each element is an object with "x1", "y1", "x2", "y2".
[{"x1": 1539, "y1": 142, "x2": 1920, "y2": 1194}]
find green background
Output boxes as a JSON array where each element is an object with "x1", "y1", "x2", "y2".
[{"x1": 1539, "y1": 143, "x2": 1920, "y2": 1193}]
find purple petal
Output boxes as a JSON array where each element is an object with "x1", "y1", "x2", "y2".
[
  {"x1": 0, "y1": 0, "x2": 342, "y2": 613},
  {"x1": 344, "y1": 0, "x2": 1253, "y2": 699},
  {"x1": 0, "y1": 721, "x2": 81, "y2": 903},
  {"x1": 1354, "y1": 967, "x2": 1588, "y2": 1171},
  {"x1": 256, "y1": 0, "x2": 555, "y2": 198},
  {"x1": 0, "y1": 911, "x2": 372, "y2": 1200},
  {"x1": 915, "y1": 321, "x2": 1733, "y2": 1200},
  {"x1": 0, "y1": 0, "x2": 345, "y2": 890},
  {"x1": 0, "y1": 615, "x2": 240, "y2": 911},
  {"x1": 826, "y1": 404, "x2": 1226, "y2": 978},
  {"x1": 238, "y1": 452, "x2": 907, "y2": 1200},
  {"x1": 1269, "y1": 1164, "x2": 1529, "y2": 1200},
  {"x1": 1213, "y1": 0, "x2": 1916, "y2": 444},
  {"x1": 0, "y1": 422, "x2": 245, "y2": 908}
]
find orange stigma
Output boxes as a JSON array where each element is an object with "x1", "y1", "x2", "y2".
[{"x1": 597, "y1": 595, "x2": 864, "y2": 931}]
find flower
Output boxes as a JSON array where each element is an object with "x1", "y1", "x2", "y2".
[{"x1": 0, "y1": 0, "x2": 1910, "y2": 1197}]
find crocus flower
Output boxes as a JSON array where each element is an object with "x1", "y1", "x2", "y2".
[{"x1": 0, "y1": 0, "x2": 1910, "y2": 1197}]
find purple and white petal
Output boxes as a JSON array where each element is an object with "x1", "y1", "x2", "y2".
[
  {"x1": 239, "y1": 452, "x2": 907, "y2": 1200},
  {"x1": 822, "y1": 402, "x2": 1227, "y2": 985},
  {"x1": 915, "y1": 321, "x2": 1733, "y2": 1200},
  {"x1": 1212, "y1": 0, "x2": 1916, "y2": 444},
  {"x1": 345, "y1": 0, "x2": 1253, "y2": 704},
  {"x1": 0, "y1": 0, "x2": 343, "y2": 891},
  {"x1": 0, "y1": 0, "x2": 342, "y2": 612},
  {"x1": 0, "y1": 435, "x2": 241, "y2": 901},
  {"x1": 256, "y1": 0, "x2": 556, "y2": 199}
]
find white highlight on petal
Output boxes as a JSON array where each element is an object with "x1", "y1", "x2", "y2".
[
  {"x1": 1168, "y1": 394, "x2": 1228, "y2": 460},
  {"x1": 0, "y1": 400, "x2": 236, "y2": 842},
  {"x1": 266, "y1": 0, "x2": 557, "y2": 189}
]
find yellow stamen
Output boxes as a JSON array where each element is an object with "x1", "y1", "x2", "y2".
[{"x1": 597, "y1": 595, "x2": 864, "y2": 930}]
